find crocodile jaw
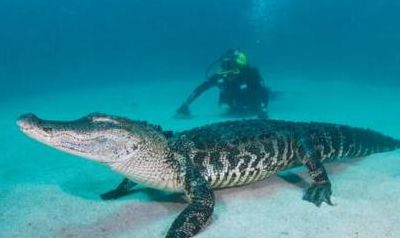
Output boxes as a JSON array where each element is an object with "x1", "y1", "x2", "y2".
[
  {"x1": 17, "y1": 113, "x2": 142, "y2": 164},
  {"x1": 17, "y1": 113, "x2": 182, "y2": 191}
]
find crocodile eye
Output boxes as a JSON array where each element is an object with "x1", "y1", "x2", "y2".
[
  {"x1": 42, "y1": 127, "x2": 53, "y2": 133},
  {"x1": 91, "y1": 117, "x2": 120, "y2": 125}
]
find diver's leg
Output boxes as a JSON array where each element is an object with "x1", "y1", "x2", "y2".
[
  {"x1": 100, "y1": 178, "x2": 137, "y2": 200},
  {"x1": 296, "y1": 137, "x2": 333, "y2": 207},
  {"x1": 256, "y1": 104, "x2": 268, "y2": 119},
  {"x1": 166, "y1": 161, "x2": 215, "y2": 238},
  {"x1": 256, "y1": 87, "x2": 269, "y2": 118}
]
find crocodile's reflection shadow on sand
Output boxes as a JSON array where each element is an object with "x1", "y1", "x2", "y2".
[
  {"x1": 57, "y1": 161, "x2": 358, "y2": 237},
  {"x1": 58, "y1": 200, "x2": 185, "y2": 238},
  {"x1": 57, "y1": 186, "x2": 186, "y2": 238}
]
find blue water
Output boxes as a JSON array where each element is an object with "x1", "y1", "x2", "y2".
[
  {"x1": 1, "y1": 0, "x2": 400, "y2": 99},
  {"x1": 1, "y1": 1, "x2": 400, "y2": 238}
]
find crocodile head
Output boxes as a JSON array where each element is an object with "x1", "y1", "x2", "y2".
[{"x1": 17, "y1": 113, "x2": 170, "y2": 166}]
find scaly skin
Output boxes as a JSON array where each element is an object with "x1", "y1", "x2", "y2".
[
  {"x1": 17, "y1": 113, "x2": 400, "y2": 238},
  {"x1": 173, "y1": 119, "x2": 400, "y2": 190}
]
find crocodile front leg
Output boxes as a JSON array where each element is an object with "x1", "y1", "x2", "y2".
[
  {"x1": 166, "y1": 160, "x2": 215, "y2": 238},
  {"x1": 296, "y1": 137, "x2": 333, "y2": 207},
  {"x1": 100, "y1": 178, "x2": 137, "y2": 200}
]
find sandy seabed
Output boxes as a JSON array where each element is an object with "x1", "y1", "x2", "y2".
[{"x1": 1, "y1": 74, "x2": 399, "y2": 238}]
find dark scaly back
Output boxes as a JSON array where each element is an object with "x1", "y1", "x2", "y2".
[
  {"x1": 174, "y1": 120, "x2": 302, "y2": 188},
  {"x1": 172, "y1": 119, "x2": 400, "y2": 189}
]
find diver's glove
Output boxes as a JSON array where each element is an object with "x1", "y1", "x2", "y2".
[{"x1": 176, "y1": 103, "x2": 191, "y2": 117}]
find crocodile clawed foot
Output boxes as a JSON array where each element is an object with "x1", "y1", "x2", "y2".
[
  {"x1": 100, "y1": 189, "x2": 133, "y2": 200},
  {"x1": 100, "y1": 178, "x2": 137, "y2": 200},
  {"x1": 303, "y1": 182, "x2": 333, "y2": 207}
]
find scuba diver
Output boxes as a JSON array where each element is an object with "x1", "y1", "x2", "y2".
[{"x1": 176, "y1": 49, "x2": 270, "y2": 118}]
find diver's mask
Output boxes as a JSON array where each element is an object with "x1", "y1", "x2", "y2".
[
  {"x1": 221, "y1": 50, "x2": 248, "y2": 69},
  {"x1": 205, "y1": 49, "x2": 248, "y2": 77}
]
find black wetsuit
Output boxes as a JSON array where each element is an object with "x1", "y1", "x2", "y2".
[{"x1": 186, "y1": 66, "x2": 269, "y2": 114}]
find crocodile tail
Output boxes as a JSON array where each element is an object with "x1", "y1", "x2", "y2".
[
  {"x1": 355, "y1": 128, "x2": 400, "y2": 155},
  {"x1": 379, "y1": 135, "x2": 400, "y2": 152}
]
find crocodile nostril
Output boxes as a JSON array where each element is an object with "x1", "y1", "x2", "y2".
[{"x1": 17, "y1": 113, "x2": 40, "y2": 130}]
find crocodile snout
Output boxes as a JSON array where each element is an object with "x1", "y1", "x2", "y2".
[{"x1": 17, "y1": 113, "x2": 40, "y2": 131}]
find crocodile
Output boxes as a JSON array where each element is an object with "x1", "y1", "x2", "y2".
[{"x1": 17, "y1": 113, "x2": 400, "y2": 238}]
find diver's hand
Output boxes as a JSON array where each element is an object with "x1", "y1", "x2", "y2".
[{"x1": 176, "y1": 103, "x2": 191, "y2": 117}]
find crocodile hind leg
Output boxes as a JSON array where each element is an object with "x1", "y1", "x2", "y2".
[
  {"x1": 100, "y1": 178, "x2": 137, "y2": 200},
  {"x1": 166, "y1": 161, "x2": 215, "y2": 238},
  {"x1": 296, "y1": 137, "x2": 333, "y2": 207},
  {"x1": 302, "y1": 158, "x2": 333, "y2": 206}
]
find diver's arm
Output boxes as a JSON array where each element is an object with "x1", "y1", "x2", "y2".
[
  {"x1": 176, "y1": 76, "x2": 217, "y2": 115},
  {"x1": 185, "y1": 78, "x2": 216, "y2": 105}
]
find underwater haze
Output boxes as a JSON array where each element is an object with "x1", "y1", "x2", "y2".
[
  {"x1": 1, "y1": 1, "x2": 400, "y2": 238},
  {"x1": 1, "y1": 0, "x2": 400, "y2": 99}
]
